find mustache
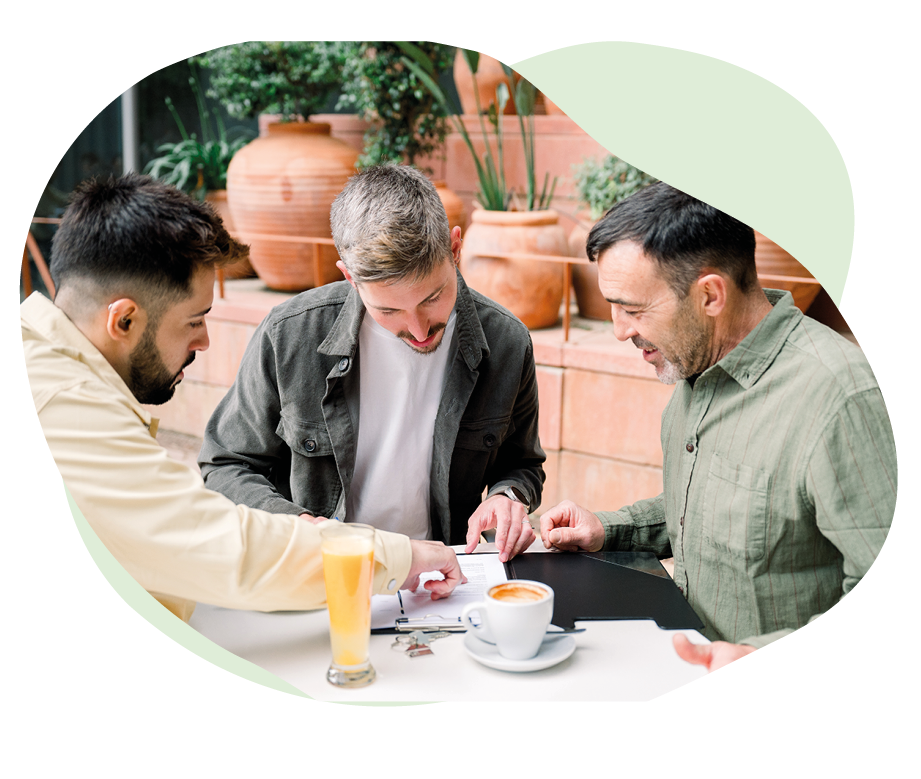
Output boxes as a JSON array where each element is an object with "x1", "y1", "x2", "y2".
[
  {"x1": 632, "y1": 336, "x2": 657, "y2": 351},
  {"x1": 397, "y1": 321, "x2": 446, "y2": 342}
]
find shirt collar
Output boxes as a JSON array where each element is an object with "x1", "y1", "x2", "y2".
[
  {"x1": 702, "y1": 288, "x2": 802, "y2": 390},
  {"x1": 20, "y1": 292, "x2": 157, "y2": 431},
  {"x1": 317, "y1": 268, "x2": 489, "y2": 370}
]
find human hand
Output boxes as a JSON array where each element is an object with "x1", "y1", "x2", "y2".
[
  {"x1": 403, "y1": 540, "x2": 468, "y2": 600},
  {"x1": 465, "y1": 494, "x2": 535, "y2": 562},
  {"x1": 538, "y1": 500, "x2": 605, "y2": 552},
  {"x1": 300, "y1": 513, "x2": 326, "y2": 525},
  {"x1": 672, "y1": 633, "x2": 757, "y2": 672}
]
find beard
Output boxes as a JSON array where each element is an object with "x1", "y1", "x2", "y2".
[
  {"x1": 634, "y1": 299, "x2": 711, "y2": 385},
  {"x1": 128, "y1": 327, "x2": 194, "y2": 405},
  {"x1": 396, "y1": 320, "x2": 447, "y2": 355}
]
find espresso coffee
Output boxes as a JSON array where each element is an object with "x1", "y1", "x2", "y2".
[{"x1": 489, "y1": 583, "x2": 548, "y2": 603}]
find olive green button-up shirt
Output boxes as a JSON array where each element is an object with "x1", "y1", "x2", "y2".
[{"x1": 598, "y1": 290, "x2": 896, "y2": 647}]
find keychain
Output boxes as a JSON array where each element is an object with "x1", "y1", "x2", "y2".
[{"x1": 391, "y1": 630, "x2": 452, "y2": 658}]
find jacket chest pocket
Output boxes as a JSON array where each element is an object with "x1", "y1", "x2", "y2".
[
  {"x1": 702, "y1": 453, "x2": 771, "y2": 561},
  {"x1": 455, "y1": 416, "x2": 513, "y2": 453},
  {"x1": 276, "y1": 415, "x2": 340, "y2": 517}
]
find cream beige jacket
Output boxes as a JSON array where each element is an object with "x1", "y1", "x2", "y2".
[{"x1": 21, "y1": 292, "x2": 411, "y2": 621}]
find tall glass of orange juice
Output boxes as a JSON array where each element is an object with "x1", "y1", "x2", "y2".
[{"x1": 320, "y1": 522, "x2": 376, "y2": 688}]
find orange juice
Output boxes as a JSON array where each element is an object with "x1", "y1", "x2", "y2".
[{"x1": 322, "y1": 534, "x2": 374, "y2": 668}]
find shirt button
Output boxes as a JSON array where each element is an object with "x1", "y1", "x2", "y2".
[
  {"x1": 686, "y1": 443, "x2": 695, "y2": 453},
  {"x1": 303, "y1": 439, "x2": 317, "y2": 452},
  {"x1": 387, "y1": 578, "x2": 397, "y2": 591},
  {"x1": 680, "y1": 515, "x2": 685, "y2": 527},
  {"x1": 483, "y1": 433, "x2": 497, "y2": 448},
  {"x1": 338, "y1": 357, "x2": 350, "y2": 372}
]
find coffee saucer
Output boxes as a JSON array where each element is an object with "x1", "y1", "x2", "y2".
[{"x1": 463, "y1": 633, "x2": 576, "y2": 672}]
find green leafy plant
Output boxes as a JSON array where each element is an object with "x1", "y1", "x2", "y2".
[
  {"x1": 398, "y1": 43, "x2": 557, "y2": 212},
  {"x1": 337, "y1": 42, "x2": 454, "y2": 171},
  {"x1": 195, "y1": 41, "x2": 346, "y2": 121},
  {"x1": 144, "y1": 62, "x2": 254, "y2": 199},
  {"x1": 572, "y1": 155, "x2": 658, "y2": 221}
]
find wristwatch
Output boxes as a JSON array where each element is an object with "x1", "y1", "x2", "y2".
[{"x1": 503, "y1": 485, "x2": 529, "y2": 511}]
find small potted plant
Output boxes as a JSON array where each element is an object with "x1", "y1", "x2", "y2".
[
  {"x1": 336, "y1": 42, "x2": 466, "y2": 232},
  {"x1": 195, "y1": 41, "x2": 356, "y2": 292},
  {"x1": 569, "y1": 155, "x2": 658, "y2": 319},
  {"x1": 400, "y1": 44, "x2": 567, "y2": 330},
  {"x1": 144, "y1": 62, "x2": 255, "y2": 277}
]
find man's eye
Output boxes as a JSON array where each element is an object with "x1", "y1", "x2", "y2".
[
  {"x1": 190, "y1": 320, "x2": 205, "y2": 328},
  {"x1": 425, "y1": 294, "x2": 442, "y2": 305}
]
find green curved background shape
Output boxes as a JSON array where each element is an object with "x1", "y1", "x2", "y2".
[
  {"x1": 513, "y1": 42, "x2": 852, "y2": 302},
  {"x1": 68, "y1": 40, "x2": 853, "y2": 700}
]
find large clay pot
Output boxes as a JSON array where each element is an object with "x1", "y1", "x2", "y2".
[
  {"x1": 205, "y1": 190, "x2": 256, "y2": 280},
  {"x1": 567, "y1": 220, "x2": 611, "y2": 321},
  {"x1": 460, "y1": 209, "x2": 567, "y2": 329},
  {"x1": 226, "y1": 121, "x2": 359, "y2": 291},
  {"x1": 453, "y1": 51, "x2": 517, "y2": 115},
  {"x1": 754, "y1": 230, "x2": 821, "y2": 312},
  {"x1": 433, "y1": 180, "x2": 466, "y2": 233}
]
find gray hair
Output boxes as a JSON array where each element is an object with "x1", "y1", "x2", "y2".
[{"x1": 329, "y1": 164, "x2": 452, "y2": 284}]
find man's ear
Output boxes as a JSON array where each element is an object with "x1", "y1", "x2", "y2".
[
  {"x1": 696, "y1": 272, "x2": 728, "y2": 318},
  {"x1": 450, "y1": 225, "x2": 462, "y2": 266},
  {"x1": 104, "y1": 298, "x2": 145, "y2": 345},
  {"x1": 336, "y1": 261, "x2": 358, "y2": 291}
]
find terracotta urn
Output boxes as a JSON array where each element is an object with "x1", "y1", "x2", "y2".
[
  {"x1": 226, "y1": 121, "x2": 359, "y2": 291},
  {"x1": 205, "y1": 190, "x2": 256, "y2": 280},
  {"x1": 453, "y1": 51, "x2": 517, "y2": 115},
  {"x1": 567, "y1": 220, "x2": 611, "y2": 321},
  {"x1": 754, "y1": 230, "x2": 821, "y2": 312},
  {"x1": 433, "y1": 180, "x2": 466, "y2": 233},
  {"x1": 460, "y1": 209, "x2": 567, "y2": 329}
]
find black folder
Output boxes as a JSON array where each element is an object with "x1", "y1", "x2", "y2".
[{"x1": 505, "y1": 551, "x2": 704, "y2": 631}]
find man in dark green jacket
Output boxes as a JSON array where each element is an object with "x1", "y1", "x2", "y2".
[{"x1": 200, "y1": 165, "x2": 545, "y2": 562}]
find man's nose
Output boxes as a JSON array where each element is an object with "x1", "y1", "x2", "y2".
[
  {"x1": 610, "y1": 308, "x2": 638, "y2": 342},
  {"x1": 192, "y1": 323, "x2": 210, "y2": 352},
  {"x1": 405, "y1": 311, "x2": 429, "y2": 341}
]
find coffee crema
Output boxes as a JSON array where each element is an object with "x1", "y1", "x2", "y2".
[{"x1": 488, "y1": 583, "x2": 548, "y2": 603}]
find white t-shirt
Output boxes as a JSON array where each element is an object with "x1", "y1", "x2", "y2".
[{"x1": 346, "y1": 310, "x2": 458, "y2": 538}]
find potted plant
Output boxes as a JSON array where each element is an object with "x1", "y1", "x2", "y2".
[
  {"x1": 336, "y1": 42, "x2": 465, "y2": 232},
  {"x1": 569, "y1": 155, "x2": 658, "y2": 319},
  {"x1": 144, "y1": 62, "x2": 256, "y2": 278},
  {"x1": 400, "y1": 44, "x2": 567, "y2": 330},
  {"x1": 195, "y1": 41, "x2": 357, "y2": 292}
]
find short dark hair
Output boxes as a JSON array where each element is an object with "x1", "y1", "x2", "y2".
[
  {"x1": 50, "y1": 173, "x2": 248, "y2": 316},
  {"x1": 585, "y1": 182, "x2": 757, "y2": 297}
]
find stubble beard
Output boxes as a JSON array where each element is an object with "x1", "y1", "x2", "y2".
[
  {"x1": 635, "y1": 299, "x2": 711, "y2": 385},
  {"x1": 129, "y1": 327, "x2": 195, "y2": 405},
  {"x1": 397, "y1": 321, "x2": 447, "y2": 356}
]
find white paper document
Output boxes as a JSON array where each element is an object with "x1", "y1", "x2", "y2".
[{"x1": 371, "y1": 553, "x2": 507, "y2": 630}]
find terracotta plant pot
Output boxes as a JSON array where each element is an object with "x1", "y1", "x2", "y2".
[
  {"x1": 754, "y1": 230, "x2": 821, "y2": 312},
  {"x1": 453, "y1": 51, "x2": 517, "y2": 115},
  {"x1": 205, "y1": 190, "x2": 256, "y2": 280},
  {"x1": 567, "y1": 221, "x2": 611, "y2": 321},
  {"x1": 226, "y1": 121, "x2": 359, "y2": 291},
  {"x1": 433, "y1": 180, "x2": 466, "y2": 233},
  {"x1": 460, "y1": 209, "x2": 567, "y2": 329}
]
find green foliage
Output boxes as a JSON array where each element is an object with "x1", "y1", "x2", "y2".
[
  {"x1": 194, "y1": 41, "x2": 346, "y2": 121},
  {"x1": 337, "y1": 42, "x2": 454, "y2": 170},
  {"x1": 143, "y1": 62, "x2": 254, "y2": 199},
  {"x1": 398, "y1": 44, "x2": 557, "y2": 212},
  {"x1": 572, "y1": 155, "x2": 658, "y2": 221}
]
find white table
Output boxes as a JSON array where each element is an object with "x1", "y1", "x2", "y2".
[{"x1": 188, "y1": 546, "x2": 710, "y2": 702}]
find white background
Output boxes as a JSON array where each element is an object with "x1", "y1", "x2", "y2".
[{"x1": 4, "y1": 2, "x2": 918, "y2": 775}]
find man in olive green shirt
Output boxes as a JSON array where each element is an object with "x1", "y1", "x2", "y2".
[{"x1": 539, "y1": 183, "x2": 896, "y2": 671}]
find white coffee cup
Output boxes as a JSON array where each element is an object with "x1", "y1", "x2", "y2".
[{"x1": 461, "y1": 580, "x2": 554, "y2": 660}]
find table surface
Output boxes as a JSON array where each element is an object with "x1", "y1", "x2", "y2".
[{"x1": 188, "y1": 546, "x2": 710, "y2": 702}]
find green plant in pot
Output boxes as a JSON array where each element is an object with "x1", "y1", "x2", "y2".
[
  {"x1": 144, "y1": 61, "x2": 256, "y2": 278},
  {"x1": 568, "y1": 155, "x2": 658, "y2": 320},
  {"x1": 398, "y1": 44, "x2": 567, "y2": 330},
  {"x1": 336, "y1": 42, "x2": 466, "y2": 232},
  {"x1": 193, "y1": 42, "x2": 357, "y2": 292}
]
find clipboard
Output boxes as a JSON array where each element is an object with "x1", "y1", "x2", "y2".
[{"x1": 505, "y1": 551, "x2": 704, "y2": 631}]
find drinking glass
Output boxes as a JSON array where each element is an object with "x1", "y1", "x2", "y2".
[{"x1": 320, "y1": 523, "x2": 377, "y2": 688}]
